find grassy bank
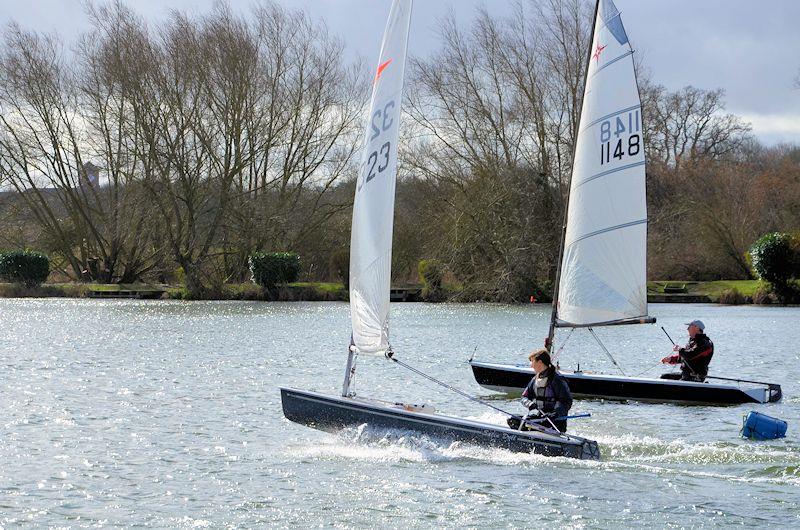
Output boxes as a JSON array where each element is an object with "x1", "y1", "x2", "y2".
[
  {"x1": 647, "y1": 280, "x2": 766, "y2": 303},
  {"x1": 0, "y1": 281, "x2": 348, "y2": 301},
  {"x1": 0, "y1": 282, "x2": 91, "y2": 298},
  {"x1": 164, "y1": 282, "x2": 348, "y2": 301}
]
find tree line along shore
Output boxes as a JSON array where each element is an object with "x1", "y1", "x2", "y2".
[{"x1": 0, "y1": 2, "x2": 798, "y2": 303}]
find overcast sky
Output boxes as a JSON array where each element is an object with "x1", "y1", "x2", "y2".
[{"x1": 2, "y1": 0, "x2": 799, "y2": 144}]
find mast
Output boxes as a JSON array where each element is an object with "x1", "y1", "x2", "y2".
[
  {"x1": 342, "y1": 343, "x2": 356, "y2": 397},
  {"x1": 547, "y1": 0, "x2": 600, "y2": 352}
]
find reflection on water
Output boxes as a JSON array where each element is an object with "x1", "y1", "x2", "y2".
[{"x1": 1, "y1": 300, "x2": 798, "y2": 526}]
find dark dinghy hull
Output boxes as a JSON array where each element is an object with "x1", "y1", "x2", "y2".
[
  {"x1": 280, "y1": 387, "x2": 600, "y2": 460},
  {"x1": 470, "y1": 361, "x2": 782, "y2": 405}
]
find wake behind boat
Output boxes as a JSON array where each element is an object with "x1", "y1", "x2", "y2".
[
  {"x1": 470, "y1": 360, "x2": 782, "y2": 405},
  {"x1": 469, "y1": 0, "x2": 781, "y2": 405},
  {"x1": 279, "y1": 0, "x2": 600, "y2": 461}
]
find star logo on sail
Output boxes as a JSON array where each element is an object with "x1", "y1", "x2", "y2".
[
  {"x1": 592, "y1": 43, "x2": 606, "y2": 62},
  {"x1": 375, "y1": 59, "x2": 393, "y2": 82}
]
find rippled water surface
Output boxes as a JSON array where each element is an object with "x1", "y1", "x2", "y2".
[{"x1": 1, "y1": 299, "x2": 798, "y2": 527}]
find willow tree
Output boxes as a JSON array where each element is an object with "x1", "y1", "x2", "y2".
[
  {"x1": 0, "y1": 23, "x2": 160, "y2": 282},
  {"x1": 220, "y1": 2, "x2": 364, "y2": 283}
]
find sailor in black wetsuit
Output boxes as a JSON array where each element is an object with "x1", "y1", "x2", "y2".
[
  {"x1": 507, "y1": 349, "x2": 573, "y2": 432},
  {"x1": 660, "y1": 319, "x2": 714, "y2": 382}
]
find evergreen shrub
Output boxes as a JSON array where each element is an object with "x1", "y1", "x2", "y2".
[
  {"x1": 249, "y1": 252, "x2": 301, "y2": 289},
  {"x1": 749, "y1": 232, "x2": 800, "y2": 301},
  {"x1": 0, "y1": 250, "x2": 50, "y2": 287}
]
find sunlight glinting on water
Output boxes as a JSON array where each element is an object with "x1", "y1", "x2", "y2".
[{"x1": 1, "y1": 299, "x2": 798, "y2": 526}]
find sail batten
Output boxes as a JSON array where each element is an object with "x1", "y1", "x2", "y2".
[
  {"x1": 565, "y1": 218, "x2": 648, "y2": 249},
  {"x1": 592, "y1": 50, "x2": 633, "y2": 74},
  {"x1": 577, "y1": 160, "x2": 645, "y2": 187},
  {"x1": 349, "y1": 0, "x2": 413, "y2": 356},
  {"x1": 555, "y1": 0, "x2": 651, "y2": 329},
  {"x1": 586, "y1": 104, "x2": 641, "y2": 129}
]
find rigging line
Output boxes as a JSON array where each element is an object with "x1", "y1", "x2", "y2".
[
  {"x1": 389, "y1": 356, "x2": 515, "y2": 418},
  {"x1": 632, "y1": 361, "x2": 665, "y2": 377},
  {"x1": 552, "y1": 327, "x2": 575, "y2": 363},
  {"x1": 587, "y1": 327, "x2": 627, "y2": 376}
]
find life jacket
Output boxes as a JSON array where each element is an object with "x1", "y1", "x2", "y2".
[
  {"x1": 533, "y1": 367, "x2": 562, "y2": 413},
  {"x1": 681, "y1": 333, "x2": 714, "y2": 380}
]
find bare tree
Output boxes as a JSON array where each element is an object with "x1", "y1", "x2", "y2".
[
  {"x1": 641, "y1": 83, "x2": 752, "y2": 169},
  {"x1": 514, "y1": 0, "x2": 592, "y2": 191},
  {"x1": 101, "y1": 4, "x2": 266, "y2": 296},
  {"x1": 83, "y1": 1, "x2": 362, "y2": 296},
  {"x1": 221, "y1": 2, "x2": 363, "y2": 283},
  {"x1": 0, "y1": 22, "x2": 160, "y2": 281},
  {"x1": 0, "y1": 0, "x2": 364, "y2": 294},
  {"x1": 640, "y1": 82, "x2": 757, "y2": 279},
  {"x1": 402, "y1": 1, "x2": 592, "y2": 300}
]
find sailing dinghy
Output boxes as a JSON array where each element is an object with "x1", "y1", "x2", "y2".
[
  {"x1": 469, "y1": 0, "x2": 781, "y2": 406},
  {"x1": 471, "y1": 361, "x2": 781, "y2": 404},
  {"x1": 280, "y1": 0, "x2": 600, "y2": 460}
]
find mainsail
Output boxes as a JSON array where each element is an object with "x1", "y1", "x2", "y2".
[
  {"x1": 349, "y1": 0, "x2": 413, "y2": 355},
  {"x1": 555, "y1": 0, "x2": 651, "y2": 328}
]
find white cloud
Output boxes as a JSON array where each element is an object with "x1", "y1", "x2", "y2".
[{"x1": 738, "y1": 113, "x2": 800, "y2": 143}]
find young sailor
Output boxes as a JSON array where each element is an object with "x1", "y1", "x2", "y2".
[
  {"x1": 507, "y1": 349, "x2": 573, "y2": 432},
  {"x1": 660, "y1": 319, "x2": 714, "y2": 382}
]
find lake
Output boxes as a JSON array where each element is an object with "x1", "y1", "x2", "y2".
[{"x1": 1, "y1": 299, "x2": 798, "y2": 527}]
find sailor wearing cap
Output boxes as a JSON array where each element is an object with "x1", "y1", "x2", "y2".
[{"x1": 660, "y1": 320, "x2": 714, "y2": 382}]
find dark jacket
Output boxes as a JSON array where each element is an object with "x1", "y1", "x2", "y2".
[
  {"x1": 664, "y1": 333, "x2": 714, "y2": 381},
  {"x1": 522, "y1": 368, "x2": 573, "y2": 419}
]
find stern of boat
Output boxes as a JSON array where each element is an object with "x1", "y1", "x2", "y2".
[
  {"x1": 469, "y1": 360, "x2": 531, "y2": 393},
  {"x1": 555, "y1": 435, "x2": 600, "y2": 460},
  {"x1": 580, "y1": 439, "x2": 601, "y2": 460}
]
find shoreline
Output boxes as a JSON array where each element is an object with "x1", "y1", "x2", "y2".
[{"x1": 0, "y1": 280, "x2": 774, "y2": 305}]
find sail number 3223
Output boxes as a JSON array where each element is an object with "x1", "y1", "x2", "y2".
[
  {"x1": 358, "y1": 100, "x2": 395, "y2": 191},
  {"x1": 599, "y1": 110, "x2": 640, "y2": 165}
]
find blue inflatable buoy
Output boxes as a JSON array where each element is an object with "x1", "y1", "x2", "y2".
[{"x1": 741, "y1": 411, "x2": 787, "y2": 440}]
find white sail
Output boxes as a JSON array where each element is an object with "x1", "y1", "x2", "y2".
[
  {"x1": 349, "y1": 0, "x2": 412, "y2": 355},
  {"x1": 556, "y1": 0, "x2": 650, "y2": 327}
]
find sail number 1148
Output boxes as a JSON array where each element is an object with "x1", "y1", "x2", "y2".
[{"x1": 599, "y1": 110, "x2": 641, "y2": 165}]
